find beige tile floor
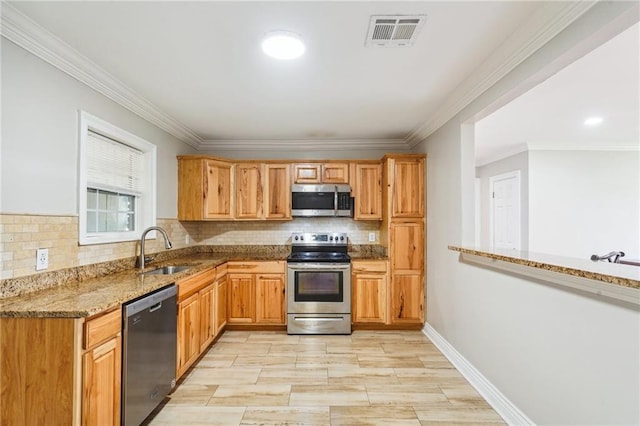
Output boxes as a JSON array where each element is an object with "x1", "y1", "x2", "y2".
[{"x1": 148, "y1": 330, "x2": 505, "y2": 425}]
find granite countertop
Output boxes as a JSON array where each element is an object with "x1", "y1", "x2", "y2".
[
  {"x1": 0, "y1": 244, "x2": 386, "y2": 318},
  {"x1": 449, "y1": 245, "x2": 640, "y2": 289}
]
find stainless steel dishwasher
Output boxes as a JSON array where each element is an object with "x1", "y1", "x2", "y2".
[{"x1": 122, "y1": 284, "x2": 177, "y2": 426}]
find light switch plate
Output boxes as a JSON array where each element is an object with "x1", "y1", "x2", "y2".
[{"x1": 36, "y1": 248, "x2": 49, "y2": 270}]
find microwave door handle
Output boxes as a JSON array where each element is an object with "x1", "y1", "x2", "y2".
[{"x1": 334, "y1": 185, "x2": 338, "y2": 216}]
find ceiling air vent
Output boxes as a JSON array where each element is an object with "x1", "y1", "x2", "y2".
[{"x1": 365, "y1": 15, "x2": 426, "y2": 47}]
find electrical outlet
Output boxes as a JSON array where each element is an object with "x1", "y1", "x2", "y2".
[
  {"x1": 36, "y1": 248, "x2": 49, "y2": 271},
  {"x1": 185, "y1": 235, "x2": 190, "y2": 245},
  {"x1": 368, "y1": 232, "x2": 376, "y2": 242}
]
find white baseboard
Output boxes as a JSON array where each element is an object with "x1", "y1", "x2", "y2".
[{"x1": 422, "y1": 323, "x2": 535, "y2": 425}]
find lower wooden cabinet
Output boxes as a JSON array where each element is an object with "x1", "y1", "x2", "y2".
[
  {"x1": 227, "y1": 261, "x2": 286, "y2": 326},
  {"x1": 227, "y1": 273, "x2": 256, "y2": 323},
  {"x1": 255, "y1": 274, "x2": 286, "y2": 324},
  {"x1": 82, "y1": 334, "x2": 121, "y2": 425},
  {"x1": 389, "y1": 273, "x2": 424, "y2": 323},
  {"x1": 0, "y1": 309, "x2": 122, "y2": 425},
  {"x1": 215, "y1": 266, "x2": 228, "y2": 334},
  {"x1": 352, "y1": 260, "x2": 388, "y2": 324},
  {"x1": 177, "y1": 292, "x2": 201, "y2": 377},
  {"x1": 176, "y1": 267, "x2": 224, "y2": 379}
]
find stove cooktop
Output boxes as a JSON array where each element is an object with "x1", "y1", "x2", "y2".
[{"x1": 286, "y1": 252, "x2": 351, "y2": 263}]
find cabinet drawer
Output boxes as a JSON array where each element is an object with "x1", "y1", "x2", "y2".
[
  {"x1": 227, "y1": 261, "x2": 285, "y2": 274},
  {"x1": 178, "y1": 268, "x2": 216, "y2": 300},
  {"x1": 352, "y1": 260, "x2": 387, "y2": 274},
  {"x1": 84, "y1": 308, "x2": 121, "y2": 350}
]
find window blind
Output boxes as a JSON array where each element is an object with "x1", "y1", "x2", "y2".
[{"x1": 87, "y1": 131, "x2": 144, "y2": 195}]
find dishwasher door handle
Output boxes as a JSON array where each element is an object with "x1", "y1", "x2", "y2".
[{"x1": 149, "y1": 302, "x2": 162, "y2": 313}]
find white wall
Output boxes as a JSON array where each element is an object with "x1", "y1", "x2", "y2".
[
  {"x1": 200, "y1": 147, "x2": 407, "y2": 161},
  {"x1": 476, "y1": 151, "x2": 529, "y2": 249},
  {"x1": 529, "y1": 149, "x2": 640, "y2": 259},
  {"x1": 1, "y1": 39, "x2": 197, "y2": 218},
  {"x1": 415, "y1": 2, "x2": 640, "y2": 424}
]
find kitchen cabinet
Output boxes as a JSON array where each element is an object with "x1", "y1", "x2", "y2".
[
  {"x1": 352, "y1": 260, "x2": 387, "y2": 324},
  {"x1": 0, "y1": 308, "x2": 121, "y2": 425},
  {"x1": 215, "y1": 265, "x2": 228, "y2": 335},
  {"x1": 227, "y1": 273, "x2": 255, "y2": 323},
  {"x1": 235, "y1": 163, "x2": 263, "y2": 219},
  {"x1": 82, "y1": 308, "x2": 122, "y2": 426},
  {"x1": 227, "y1": 261, "x2": 286, "y2": 326},
  {"x1": 255, "y1": 273, "x2": 286, "y2": 324},
  {"x1": 177, "y1": 292, "x2": 200, "y2": 378},
  {"x1": 178, "y1": 156, "x2": 234, "y2": 220},
  {"x1": 385, "y1": 155, "x2": 425, "y2": 218},
  {"x1": 264, "y1": 164, "x2": 291, "y2": 219},
  {"x1": 293, "y1": 162, "x2": 349, "y2": 184},
  {"x1": 176, "y1": 267, "x2": 219, "y2": 378},
  {"x1": 351, "y1": 163, "x2": 382, "y2": 220},
  {"x1": 389, "y1": 220, "x2": 425, "y2": 324},
  {"x1": 380, "y1": 154, "x2": 426, "y2": 326}
]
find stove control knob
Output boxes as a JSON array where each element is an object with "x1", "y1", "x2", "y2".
[
  {"x1": 329, "y1": 236, "x2": 334, "y2": 241},
  {"x1": 340, "y1": 236, "x2": 345, "y2": 241},
  {"x1": 300, "y1": 235, "x2": 304, "y2": 241}
]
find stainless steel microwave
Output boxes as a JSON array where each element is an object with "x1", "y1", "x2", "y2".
[{"x1": 291, "y1": 184, "x2": 353, "y2": 217}]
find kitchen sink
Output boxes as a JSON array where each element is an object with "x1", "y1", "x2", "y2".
[{"x1": 143, "y1": 265, "x2": 192, "y2": 275}]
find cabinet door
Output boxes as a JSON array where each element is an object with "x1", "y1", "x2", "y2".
[
  {"x1": 391, "y1": 158, "x2": 424, "y2": 218},
  {"x1": 235, "y1": 163, "x2": 263, "y2": 219},
  {"x1": 390, "y1": 221, "x2": 424, "y2": 273},
  {"x1": 353, "y1": 163, "x2": 382, "y2": 220},
  {"x1": 215, "y1": 275, "x2": 227, "y2": 335},
  {"x1": 264, "y1": 164, "x2": 291, "y2": 220},
  {"x1": 322, "y1": 163, "x2": 349, "y2": 183},
  {"x1": 227, "y1": 274, "x2": 255, "y2": 323},
  {"x1": 177, "y1": 293, "x2": 200, "y2": 378},
  {"x1": 352, "y1": 272, "x2": 387, "y2": 324},
  {"x1": 293, "y1": 163, "x2": 321, "y2": 183},
  {"x1": 199, "y1": 284, "x2": 216, "y2": 353},
  {"x1": 255, "y1": 274, "x2": 286, "y2": 324},
  {"x1": 204, "y1": 159, "x2": 233, "y2": 219},
  {"x1": 389, "y1": 273, "x2": 424, "y2": 324},
  {"x1": 82, "y1": 334, "x2": 121, "y2": 426}
]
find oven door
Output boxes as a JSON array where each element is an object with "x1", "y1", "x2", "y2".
[{"x1": 287, "y1": 262, "x2": 351, "y2": 314}]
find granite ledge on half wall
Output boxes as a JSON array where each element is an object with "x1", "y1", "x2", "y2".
[{"x1": 449, "y1": 245, "x2": 640, "y2": 290}]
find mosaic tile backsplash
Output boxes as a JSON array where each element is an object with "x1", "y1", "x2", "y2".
[{"x1": 0, "y1": 214, "x2": 380, "y2": 279}]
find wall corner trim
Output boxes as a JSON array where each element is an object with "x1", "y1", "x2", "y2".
[{"x1": 422, "y1": 323, "x2": 535, "y2": 425}]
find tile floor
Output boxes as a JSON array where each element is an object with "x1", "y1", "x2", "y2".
[{"x1": 148, "y1": 330, "x2": 505, "y2": 425}]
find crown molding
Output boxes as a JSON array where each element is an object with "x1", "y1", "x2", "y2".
[
  {"x1": 0, "y1": 3, "x2": 204, "y2": 149},
  {"x1": 405, "y1": 1, "x2": 598, "y2": 147},
  {"x1": 198, "y1": 138, "x2": 410, "y2": 151}
]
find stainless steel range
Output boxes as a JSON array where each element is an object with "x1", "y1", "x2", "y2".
[{"x1": 287, "y1": 232, "x2": 352, "y2": 335}]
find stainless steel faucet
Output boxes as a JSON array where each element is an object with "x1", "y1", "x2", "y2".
[{"x1": 137, "y1": 226, "x2": 173, "y2": 269}]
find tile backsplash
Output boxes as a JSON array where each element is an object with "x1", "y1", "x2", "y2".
[{"x1": 0, "y1": 214, "x2": 379, "y2": 279}]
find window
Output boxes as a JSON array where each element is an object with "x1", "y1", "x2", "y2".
[{"x1": 79, "y1": 111, "x2": 156, "y2": 245}]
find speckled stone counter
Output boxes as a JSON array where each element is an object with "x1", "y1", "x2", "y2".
[
  {"x1": 0, "y1": 246, "x2": 289, "y2": 318},
  {"x1": 449, "y1": 246, "x2": 640, "y2": 289},
  {"x1": 0, "y1": 243, "x2": 387, "y2": 318}
]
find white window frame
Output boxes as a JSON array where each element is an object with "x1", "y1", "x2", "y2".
[{"x1": 78, "y1": 111, "x2": 157, "y2": 245}]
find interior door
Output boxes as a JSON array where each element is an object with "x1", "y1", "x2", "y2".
[{"x1": 490, "y1": 171, "x2": 521, "y2": 250}]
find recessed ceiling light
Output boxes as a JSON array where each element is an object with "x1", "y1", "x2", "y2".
[
  {"x1": 261, "y1": 31, "x2": 305, "y2": 60},
  {"x1": 584, "y1": 116, "x2": 603, "y2": 126}
]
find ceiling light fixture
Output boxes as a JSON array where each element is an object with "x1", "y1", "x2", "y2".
[
  {"x1": 261, "y1": 31, "x2": 305, "y2": 60},
  {"x1": 584, "y1": 116, "x2": 603, "y2": 126}
]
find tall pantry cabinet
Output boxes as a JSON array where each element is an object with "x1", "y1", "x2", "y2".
[{"x1": 381, "y1": 154, "x2": 426, "y2": 325}]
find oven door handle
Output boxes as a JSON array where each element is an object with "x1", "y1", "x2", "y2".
[
  {"x1": 334, "y1": 185, "x2": 338, "y2": 217},
  {"x1": 287, "y1": 263, "x2": 351, "y2": 271}
]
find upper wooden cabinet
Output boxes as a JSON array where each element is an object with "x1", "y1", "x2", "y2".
[
  {"x1": 384, "y1": 155, "x2": 425, "y2": 218},
  {"x1": 264, "y1": 164, "x2": 291, "y2": 220},
  {"x1": 235, "y1": 163, "x2": 263, "y2": 219},
  {"x1": 178, "y1": 156, "x2": 234, "y2": 220},
  {"x1": 351, "y1": 163, "x2": 382, "y2": 220},
  {"x1": 293, "y1": 162, "x2": 349, "y2": 184}
]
